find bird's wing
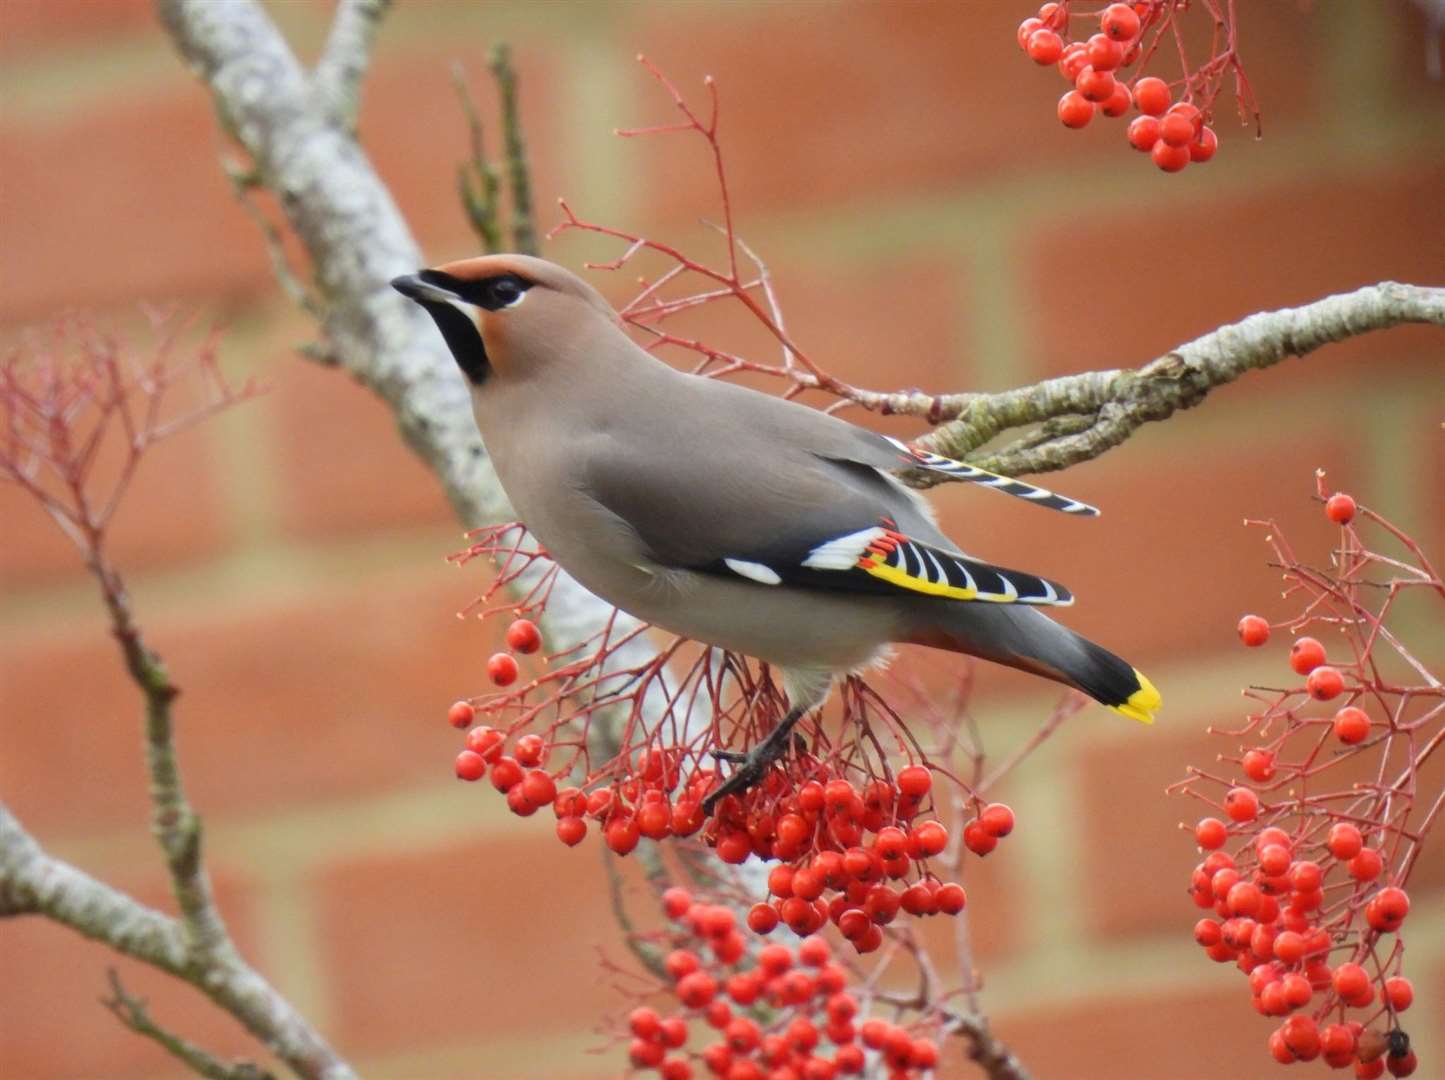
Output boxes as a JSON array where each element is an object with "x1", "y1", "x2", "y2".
[{"x1": 579, "y1": 430, "x2": 1074, "y2": 607}]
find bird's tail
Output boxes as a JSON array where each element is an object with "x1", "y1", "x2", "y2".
[{"x1": 907, "y1": 601, "x2": 1160, "y2": 724}]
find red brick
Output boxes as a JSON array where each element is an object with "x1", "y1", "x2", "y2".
[
  {"x1": 0, "y1": 91, "x2": 273, "y2": 325},
  {"x1": 270, "y1": 339, "x2": 458, "y2": 539},
  {"x1": 315, "y1": 832, "x2": 640, "y2": 1058},
  {"x1": 0, "y1": 863, "x2": 265, "y2": 1080},
  {"x1": 1024, "y1": 162, "x2": 1445, "y2": 381},
  {"x1": 0, "y1": 321, "x2": 234, "y2": 590},
  {"x1": 0, "y1": 0, "x2": 153, "y2": 57},
  {"x1": 0, "y1": 572, "x2": 503, "y2": 835},
  {"x1": 627, "y1": 0, "x2": 1324, "y2": 222},
  {"x1": 988, "y1": 982, "x2": 1276, "y2": 1079}
]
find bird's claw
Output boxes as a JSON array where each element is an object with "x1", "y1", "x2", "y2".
[{"x1": 701, "y1": 706, "x2": 805, "y2": 816}]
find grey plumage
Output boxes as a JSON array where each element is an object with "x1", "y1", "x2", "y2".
[{"x1": 392, "y1": 255, "x2": 1160, "y2": 738}]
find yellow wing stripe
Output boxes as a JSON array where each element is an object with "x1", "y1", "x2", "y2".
[{"x1": 858, "y1": 554, "x2": 1019, "y2": 603}]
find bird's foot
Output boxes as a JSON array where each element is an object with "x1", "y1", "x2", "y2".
[{"x1": 702, "y1": 706, "x2": 805, "y2": 816}]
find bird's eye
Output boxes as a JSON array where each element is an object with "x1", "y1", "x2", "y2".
[{"x1": 488, "y1": 276, "x2": 525, "y2": 308}]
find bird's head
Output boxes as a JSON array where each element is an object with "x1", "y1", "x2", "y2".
[{"x1": 390, "y1": 254, "x2": 618, "y2": 386}]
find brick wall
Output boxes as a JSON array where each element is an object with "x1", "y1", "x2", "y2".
[{"x1": 2, "y1": 2, "x2": 1442, "y2": 1078}]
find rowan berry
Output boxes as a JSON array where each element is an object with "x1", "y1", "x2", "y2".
[
  {"x1": 1283, "y1": 1014, "x2": 1321, "y2": 1061},
  {"x1": 1190, "y1": 125, "x2": 1218, "y2": 162},
  {"x1": 452, "y1": 747, "x2": 487, "y2": 782},
  {"x1": 1134, "y1": 76, "x2": 1171, "y2": 115},
  {"x1": 1326, "y1": 492, "x2": 1357, "y2": 524},
  {"x1": 1308, "y1": 665, "x2": 1345, "y2": 701},
  {"x1": 1195, "y1": 816, "x2": 1228, "y2": 849},
  {"x1": 1101, "y1": 2, "x2": 1141, "y2": 40},
  {"x1": 676, "y1": 970, "x2": 718, "y2": 1008},
  {"x1": 1237, "y1": 614, "x2": 1270, "y2": 647},
  {"x1": 447, "y1": 700, "x2": 475, "y2": 729},
  {"x1": 935, "y1": 882, "x2": 966, "y2": 914},
  {"x1": 489, "y1": 755, "x2": 523, "y2": 792},
  {"x1": 505, "y1": 617, "x2": 541, "y2": 653},
  {"x1": 1290, "y1": 637, "x2": 1327, "y2": 674},
  {"x1": 963, "y1": 819, "x2": 998, "y2": 855},
  {"x1": 1059, "y1": 42, "x2": 1090, "y2": 81},
  {"x1": 1101, "y1": 80, "x2": 1132, "y2": 117},
  {"x1": 514, "y1": 732, "x2": 545, "y2": 765},
  {"x1": 1383, "y1": 976, "x2": 1413, "y2": 1011},
  {"x1": 1387, "y1": 1051, "x2": 1418, "y2": 1077},
  {"x1": 606, "y1": 816, "x2": 640, "y2": 855},
  {"x1": 1017, "y1": 16, "x2": 1044, "y2": 49},
  {"x1": 1058, "y1": 90, "x2": 1095, "y2": 129},
  {"x1": 486, "y1": 652, "x2": 518, "y2": 686},
  {"x1": 1242, "y1": 749, "x2": 1276, "y2": 782},
  {"x1": 1365, "y1": 886, "x2": 1409, "y2": 932},
  {"x1": 1076, "y1": 65, "x2": 1116, "y2": 103},
  {"x1": 1027, "y1": 28, "x2": 1064, "y2": 65},
  {"x1": 1259, "y1": 843, "x2": 1290, "y2": 876},
  {"x1": 1151, "y1": 139, "x2": 1190, "y2": 173},
  {"x1": 1350, "y1": 847, "x2": 1383, "y2": 881},
  {"x1": 1224, "y1": 786, "x2": 1259, "y2": 822},
  {"x1": 1328, "y1": 821, "x2": 1363, "y2": 860},
  {"x1": 1334, "y1": 705, "x2": 1370, "y2": 744},
  {"x1": 1332, "y1": 962, "x2": 1372, "y2": 1003},
  {"x1": 659, "y1": 1059, "x2": 692, "y2": 1080},
  {"x1": 1158, "y1": 111, "x2": 1195, "y2": 147},
  {"x1": 556, "y1": 815, "x2": 586, "y2": 846},
  {"x1": 660, "y1": 1016, "x2": 688, "y2": 1048},
  {"x1": 630, "y1": 1038, "x2": 665, "y2": 1068}
]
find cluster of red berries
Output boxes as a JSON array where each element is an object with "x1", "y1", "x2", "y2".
[
  {"x1": 474, "y1": 616, "x2": 542, "y2": 688},
  {"x1": 450, "y1": 704, "x2": 1007, "y2": 949},
  {"x1": 1186, "y1": 494, "x2": 1419, "y2": 1076},
  {"x1": 1016, "y1": 2, "x2": 1218, "y2": 172},
  {"x1": 623, "y1": 886, "x2": 942, "y2": 1079}
]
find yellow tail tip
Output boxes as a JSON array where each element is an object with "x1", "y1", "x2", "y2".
[{"x1": 1111, "y1": 669, "x2": 1161, "y2": 725}]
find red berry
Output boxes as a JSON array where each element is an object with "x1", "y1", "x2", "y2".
[
  {"x1": 1334, "y1": 706, "x2": 1370, "y2": 744},
  {"x1": 1237, "y1": 614, "x2": 1270, "y2": 647},
  {"x1": 1058, "y1": 90, "x2": 1096, "y2": 129},
  {"x1": 660, "y1": 1060, "x2": 692, "y2": 1080},
  {"x1": 1027, "y1": 28, "x2": 1064, "y2": 65},
  {"x1": 1326, "y1": 492, "x2": 1357, "y2": 524},
  {"x1": 465, "y1": 724, "x2": 504, "y2": 761},
  {"x1": 504, "y1": 783, "x2": 538, "y2": 817},
  {"x1": 676, "y1": 970, "x2": 718, "y2": 1008},
  {"x1": 1151, "y1": 139, "x2": 1190, "y2": 173},
  {"x1": 555, "y1": 815, "x2": 586, "y2": 846},
  {"x1": 489, "y1": 755, "x2": 523, "y2": 792},
  {"x1": 1076, "y1": 65, "x2": 1116, "y2": 102},
  {"x1": 1387, "y1": 1051, "x2": 1418, "y2": 1077},
  {"x1": 1133, "y1": 76, "x2": 1171, "y2": 115},
  {"x1": 896, "y1": 765, "x2": 931, "y2": 799},
  {"x1": 1282, "y1": 1015, "x2": 1321, "y2": 1061},
  {"x1": 1332, "y1": 961, "x2": 1371, "y2": 1003},
  {"x1": 630, "y1": 1005, "x2": 662, "y2": 1039},
  {"x1": 1086, "y1": 33, "x2": 1124, "y2": 72},
  {"x1": 1290, "y1": 637, "x2": 1327, "y2": 675},
  {"x1": 454, "y1": 749, "x2": 486, "y2": 781},
  {"x1": 1168, "y1": 101, "x2": 1202, "y2": 125},
  {"x1": 1307, "y1": 665, "x2": 1345, "y2": 701},
  {"x1": 1327, "y1": 821, "x2": 1363, "y2": 860},
  {"x1": 1101, "y1": 81, "x2": 1132, "y2": 116},
  {"x1": 514, "y1": 732, "x2": 545, "y2": 766},
  {"x1": 963, "y1": 819, "x2": 998, "y2": 855},
  {"x1": 486, "y1": 652, "x2": 518, "y2": 686},
  {"x1": 1350, "y1": 848, "x2": 1384, "y2": 881},
  {"x1": 447, "y1": 700, "x2": 475, "y2": 729},
  {"x1": 505, "y1": 617, "x2": 541, "y2": 653},
  {"x1": 980, "y1": 802, "x2": 1016, "y2": 837},
  {"x1": 935, "y1": 882, "x2": 966, "y2": 914},
  {"x1": 1190, "y1": 125, "x2": 1218, "y2": 163},
  {"x1": 521, "y1": 769, "x2": 556, "y2": 806},
  {"x1": 746, "y1": 902, "x2": 778, "y2": 934},
  {"x1": 1242, "y1": 749, "x2": 1276, "y2": 782},
  {"x1": 638, "y1": 800, "x2": 672, "y2": 839},
  {"x1": 1158, "y1": 111, "x2": 1195, "y2": 147},
  {"x1": 1224, "y1": 786, "x2": 1259, "y2": 823},
  {"x1": 1058, "y1": 42, "x2": 1090, "y2": 82},
  {"x1": 1365, "y1": 886, "x2": 1409, "y2": 932},
  {"x1": 660, "y1": 1016, "x2": 688, "y2": 1048},
  {"x1": 1126, "y1": 114, "x2": 1159, "y2": 151},
  {"x1": 1195, "y1": 817, "x2": 1228, "y2": 849},
  {"x1": 1383, "y1": 975, "x2": 1413, "y2": 1011},
  {"x1": 605, "y1": 816, "x2": 640, "y2": 855},
  {"x1": 630, "y1": 1037, "x2": 665, "y2": 1068},
  {"x1": 1102, "y1": 2, "x2": 1141, "y2": 41},
  {"x1": 911, "y1": 820, "x2": 949, "y2": 856},
  {"x1": 1017, "y1": 16, "x2": 1043, "y2": 49}
]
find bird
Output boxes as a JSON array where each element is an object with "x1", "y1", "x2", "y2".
[{"x1": 392, "y1": 254, "x2": 1160, "y2": 808}]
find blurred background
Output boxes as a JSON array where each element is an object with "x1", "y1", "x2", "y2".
[{"x1": 1, "y1": 2, "x2": 1442, "y2": 1077}]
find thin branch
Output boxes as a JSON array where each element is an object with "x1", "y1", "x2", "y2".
[
  {"x1": 452, "y1": 62, "x2": 503, "y2": 254},
  {"x1": 915, "y1": 282, "x2": 1445, "y2": 482},
  {"x1": 102, "y1": 970, "x2": 276, "y2": 1080},
  {"x1": 312, "y1": 0, "x2": 392, "y2": 133},
  {"x1": 487, "y1": 43, "x2": 537, "y2": 256}
]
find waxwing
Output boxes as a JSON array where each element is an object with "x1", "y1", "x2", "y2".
[{"x1": 393, "y1": 255, "x2": 1159, "y2": 805}]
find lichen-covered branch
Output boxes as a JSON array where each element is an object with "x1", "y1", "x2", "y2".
[
  {"x1": 914, "y1": 281, "x2": 1445, "y2": 483},
  {"x1": 313, "y1": 0, "x2": 391, "y2": 133}
]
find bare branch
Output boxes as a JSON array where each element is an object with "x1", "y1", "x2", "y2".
[
  {"x1": 452, "y1": 62, "x2": 504, "y2": 253},
  {"x1": 102, "y1": 970, "x2": 276, "y2": 1080},
  {"x1": 313, "y1": 0, "x2": 392, "y2": 132},
  {"x1": 913, "y1": 282, "x2": 1445, "y2": 483},
  {"x1": 487, "y1": 43, "x2": 538, "y2": 256}
]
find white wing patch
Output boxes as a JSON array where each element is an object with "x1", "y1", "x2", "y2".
[
  {"x1": 801, "y1": 527, "x2": 887, "y2": 570},
  {"x1": 723, "y1": 558, "x2": 782, "y2": 585}
]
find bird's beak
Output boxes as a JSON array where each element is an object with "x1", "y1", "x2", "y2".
[{"x1": 390, "y1": 272, "x2": 461, "y2": 305}]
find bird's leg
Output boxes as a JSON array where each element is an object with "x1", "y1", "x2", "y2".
[{"x1": 703, "y1": 704, "x2": 806, "y2": 815}]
